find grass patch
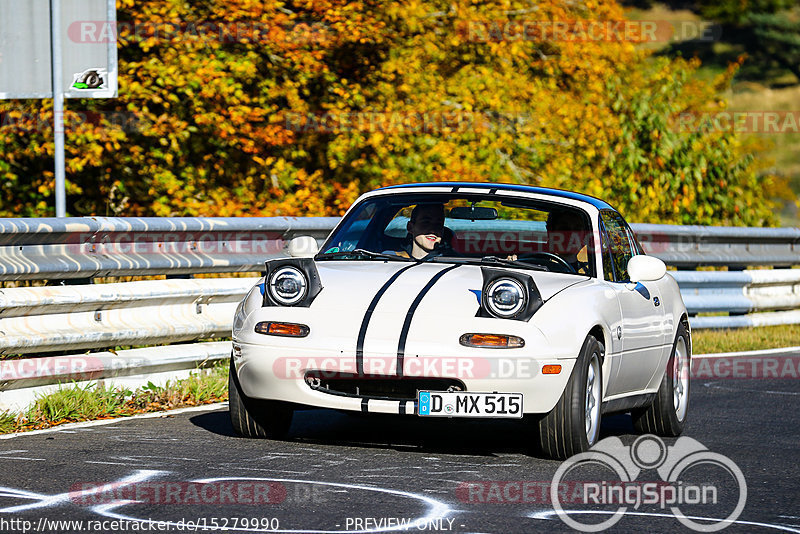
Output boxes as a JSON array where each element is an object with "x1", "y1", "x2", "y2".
[
  {"x1": 693, "y1": 324, "x2": 800, "y2": 354},
  {"x1": 2, "y1": 360, "x2": 229, "y2": 434},
  {"x1": 29, "y1": 383, "x2": 130, "y2": 422},
  {"x1": 0, "y1": 411, "x2": 17, "y2": 434}
]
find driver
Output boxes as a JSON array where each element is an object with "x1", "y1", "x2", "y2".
[
  {"x1": 546, "y1": 210, "x2": 590, "y2": 274},
  {"x1": 396, "y1": 203, "x2": 448, "y2": 260}
]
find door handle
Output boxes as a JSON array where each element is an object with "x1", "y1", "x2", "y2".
[{"x1": 654, "y1": 296, "x2": 660, "y2": 307}]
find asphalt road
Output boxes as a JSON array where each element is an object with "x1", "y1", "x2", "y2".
[{"x1": 0, "y1": 375, "x2": 797, "y2": 534}]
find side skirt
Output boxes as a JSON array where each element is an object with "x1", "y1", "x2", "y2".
[{"x1": 601, "y1": 392, "x2": 656, "y2": 415}]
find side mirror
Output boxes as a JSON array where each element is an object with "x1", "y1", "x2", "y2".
[
  {"x1": 287, "y1": 235, "x2": 319, "y2": 258},
  {"x1": 627, "y1": 255, "x2": 666, "y2": 283}
]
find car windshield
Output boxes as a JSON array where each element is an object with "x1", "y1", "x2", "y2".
[{"x1": 317, "y1": 193, "x2": 595, "y2": 277}]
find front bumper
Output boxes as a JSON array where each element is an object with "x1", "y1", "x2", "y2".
[{"x1": 232, "y1": 341, "x2": 576, "y2": 415}]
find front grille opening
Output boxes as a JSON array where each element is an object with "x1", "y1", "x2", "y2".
[{"x1": 304, "y1": 371, "x2": 465, "y2": 401}]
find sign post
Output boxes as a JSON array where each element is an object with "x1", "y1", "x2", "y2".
[
  {"x1": 51, "y1": 0, "x2": 66, "y2": 217},
  {"x1": 0, "y1": 0, "x2": 118, "y2": 217}
]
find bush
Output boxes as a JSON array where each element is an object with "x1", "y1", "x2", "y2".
[{"x1": 0, "y1": 0, "x2": 776, "y2": 225}]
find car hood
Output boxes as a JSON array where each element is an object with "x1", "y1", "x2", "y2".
[
  {"x1": 247, "y1": 260, "x2": 590, "y2": 361},
  {"x1": 310, "y1": 260, "x2": 587, "y2": 314}
]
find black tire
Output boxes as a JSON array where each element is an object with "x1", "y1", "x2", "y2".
[
  {"x1": 229, "y1": 359, "x2": 293, "y2": 439},
  {"x1": 537, "y1": 335, "x2": 604, "y2": 460},
  {"x1": 632, "y1": 322, "x2": 690, "y2": 436}
]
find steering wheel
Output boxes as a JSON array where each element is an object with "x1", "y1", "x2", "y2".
[{"x1": 517, "y1": 252, "x2": 576, "y2": 274}]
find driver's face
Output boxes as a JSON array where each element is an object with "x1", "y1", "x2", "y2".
[{"x1": 409, "y1": 206, "x2": 444, "y2": 252}]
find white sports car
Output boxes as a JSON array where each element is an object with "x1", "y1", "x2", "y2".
[{"x1": 230, "y1": 183, "x2": 690, "y2": 458}]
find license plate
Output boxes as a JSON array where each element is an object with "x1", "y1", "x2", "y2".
[{"x1": 417, "y1": 391, "x2": 523, "y2": 418}]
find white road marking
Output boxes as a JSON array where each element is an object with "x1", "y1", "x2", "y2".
[
  {"x1": 702, "y1": 383, "x2": 800, "y2": 396},
  {"x1": 359, "y1": 466, "x2": 419, "y2": 472},
  {"x1": 0, "y1": 469, "x2": 164, "y2": 513},
  {"x1": 695, "y1": 347, "x2": 800, "y2": 359},
  {"x1": 353, "y1": 474, "x2": 416, "y2": 479},
  {"x1": 231, "y1": 467, "x2": 311, "y2": 475},
  {"x1": 530, "y1": 510, "x2": 800, "y2": 533},
  {"x1": 127, "y1": 455, "x2": 200, "y2": 461},
  {"x1": 93, "y1": 475, "x2": 452, "y2": 533},
  {"x1": 0, "y1": 450, "x2": 45, "y2": 461}
]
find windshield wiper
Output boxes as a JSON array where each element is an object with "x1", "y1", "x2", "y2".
[
  {"x1": 427, "y1": 255, "x2": 548, "y2": 271},
  {"x1": 316, "y1": 249, "x2": 410, "y2": 262},
  {"x1": 479, "y1": 256, "x2": 548, "y2": 271}
]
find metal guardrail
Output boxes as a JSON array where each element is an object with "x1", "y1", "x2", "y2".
[
  {"x1": 672, "y1": 270, "x2": 800, "y2": 314},
  {"x1": 1, "y1": 216, "x2": 799, "y2": 413},
  {"x1": 3, "y1": 270, "x2": 796, "y2": 356},
  {"x1": 632, "y1": 223, "x2": 800, "y2": 268},
  {"x1": 0, "y1": 278, "x2": 254, "y2": 355},
  {"x1": 0, "y1": 216, "x2": 339, "y2": 280},
  {"x1": 0, "y1": 342, "x2": 231, "y2": 412},
  {"x1": 1, "y1": 217, "x2": 797, "y2": 281},
  {"x1": 671, "y1": 270, "x2": 800, "y2": 329}
]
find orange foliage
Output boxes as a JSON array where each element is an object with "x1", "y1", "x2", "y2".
[{"x1": 0, "y1": 0, "x2": 775, "y2": 225}]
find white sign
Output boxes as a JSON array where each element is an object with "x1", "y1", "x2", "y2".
[{"x1": 0, "y1": 0, "x2": 117, "y2": 99}]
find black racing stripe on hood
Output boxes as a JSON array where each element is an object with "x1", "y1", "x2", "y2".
[
  {"x1": 356, "y1": 262, "x2": 419, "y2": 375},
  {"x1": 396, "y1": 264, "x2": 461, "y2": 376}
]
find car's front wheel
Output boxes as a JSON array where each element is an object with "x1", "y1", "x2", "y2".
[
  {"x1": 632, "y1": 323, "x2": 690, "y2": 436},
  {"x1": 229, "y1": 359, "x2": 293, "y2": 439},
  {"x1": 537, "y1": 335, "x2": 604, "y2": 459}
]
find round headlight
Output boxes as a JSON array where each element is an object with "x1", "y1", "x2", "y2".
[
  {"x1": 485, "y1": 278, "x2": 526, "y2": 318},
  {"x1": 269, "y1": 266, "x2": 307, "y2": 306}
]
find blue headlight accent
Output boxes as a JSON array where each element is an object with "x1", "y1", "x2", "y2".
[{"x1": 468, "y1": 289, "x2": 482, "y2": 305}]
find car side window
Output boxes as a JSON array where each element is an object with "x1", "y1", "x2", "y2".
[
  {"x1": 629, "y1": 226, "x2": 645, "y2": 255},
  {"x1": 600, "y1": 223, "x2": 616, "y2": 281},
  {"x1": 600, "y1": 211, "x2": 634, "y2": 282}
]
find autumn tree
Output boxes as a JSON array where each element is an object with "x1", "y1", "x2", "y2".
[{"x1": 0, "y1": 0, "x2": 776, "y2": 225}]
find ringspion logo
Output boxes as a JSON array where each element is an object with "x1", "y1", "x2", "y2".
[{"x1": 546, "y1": 435, "x2": 746, "y2": 532}]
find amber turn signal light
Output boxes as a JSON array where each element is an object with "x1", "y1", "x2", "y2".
[
  {"x1": 459, "y1": 333, "x2": 525, "y2": 348},
  {"x1": 255, "y1": 321, "x2": 310, "y2": 337},
  {"x1": 542, "y1": 364, "x2": 562, "y2": 374}
]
